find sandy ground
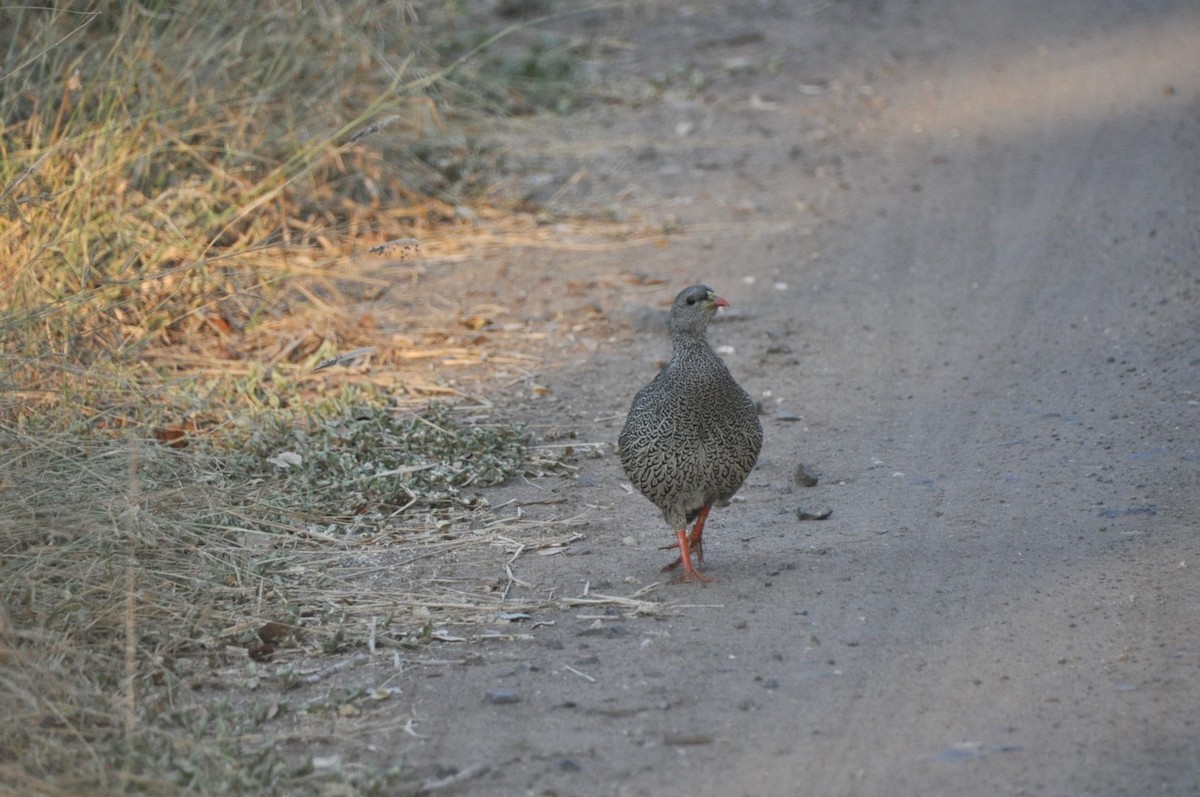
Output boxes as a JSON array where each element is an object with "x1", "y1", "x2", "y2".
[{"x1": 270, "y1": 2, "x2": 1200, "y2": 794}]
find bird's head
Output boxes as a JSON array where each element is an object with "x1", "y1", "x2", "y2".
[{"x1": 668, "y1": 284, "x2": 729, "y2": 337}]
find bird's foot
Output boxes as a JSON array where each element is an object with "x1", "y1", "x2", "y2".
[
  {"x1": 675, "y1": 567, "x2": 716, "y2": 584},
  {"x1": 663, "y1": 530, "x2": 713, "y2": 583}
]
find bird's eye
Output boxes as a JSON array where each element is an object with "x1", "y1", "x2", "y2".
[{"x1": 686, "y1": 297, "x2": 696, "y2": 305}]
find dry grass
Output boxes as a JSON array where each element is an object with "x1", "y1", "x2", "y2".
[
  {"x1": 0, "y1": 2, "x2": 611, "y2": 793},
  {"x1": 0, "y1": 406, "x2": 593, "y2": 794},
  {"x1": 0, "y1": 0, "x2": 593, "y2": 430}
]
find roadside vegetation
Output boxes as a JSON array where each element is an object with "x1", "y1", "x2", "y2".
[{"x1": 0, "y1": 2, "x2": 589, "y2": 793}]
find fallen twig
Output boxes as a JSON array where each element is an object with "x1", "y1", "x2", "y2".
[
  {"x1": 562, "y1": 664, "x2": 596, "y2": 683},
  {"x1": 419, "y1": 762, "x2": 490, "y2": 793},
  {"x1": 303, "y1": 653, "x2": 368, "y2": 684}
]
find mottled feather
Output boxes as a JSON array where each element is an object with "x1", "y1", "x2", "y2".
[{"x1": 618, "y1": 285, "x2": 762, "y2": 536}]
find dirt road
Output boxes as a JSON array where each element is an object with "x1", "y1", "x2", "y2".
[{"x1": 325, "y1": 2, "x2": 1200, "y2": 794}]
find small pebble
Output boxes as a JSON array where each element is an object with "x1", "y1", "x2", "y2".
[
  {"x1": 793, "y1": 463, "x2": 820, "y2": 487},
  {"x1": 485, "y1": 689, "x2": 520, "y2": 705},
  {"x1": 797, "y1": 503, "x2": 833, "y2": 520},
  {"x1": 554, "y1": 757, "x2": 583, "y2": 772}
]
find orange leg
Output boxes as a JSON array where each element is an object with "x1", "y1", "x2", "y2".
[
  {"x1": 670, "y1": 529, "x2": 714, "y2": 582},
  {"x1": 660, "y1": 505, "x2": 714, "y2": 581},
  {"x1": 687, "y1": 505, "x2": 711, "y2": 566}
]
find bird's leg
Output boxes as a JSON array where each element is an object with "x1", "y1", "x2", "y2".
[
  {"x1": 659, "y1": 505, "x2": 713, "y2": 571},
  {"x1": 667, "y1": 529, "x2": 714, "y2": 583},
  {"x1": 686, "y1": 505, "x2": 711, "y2": 567}
]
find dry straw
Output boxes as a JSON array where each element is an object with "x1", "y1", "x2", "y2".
[{"x1": 0, "y1": 1, "x2": 637, "y2": 790}]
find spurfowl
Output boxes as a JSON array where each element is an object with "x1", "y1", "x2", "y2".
[{"x1": 618, "y1": 284, "x2": 762, "y2": 581}]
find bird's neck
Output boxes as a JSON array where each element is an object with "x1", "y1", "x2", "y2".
[{"x1": 670, "y1": 333, "x2": 714, "y2": 358}]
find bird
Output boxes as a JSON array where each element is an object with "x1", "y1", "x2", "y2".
[{"x1": 618, "y1": 284, "x2": 763, "y2": 582}]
